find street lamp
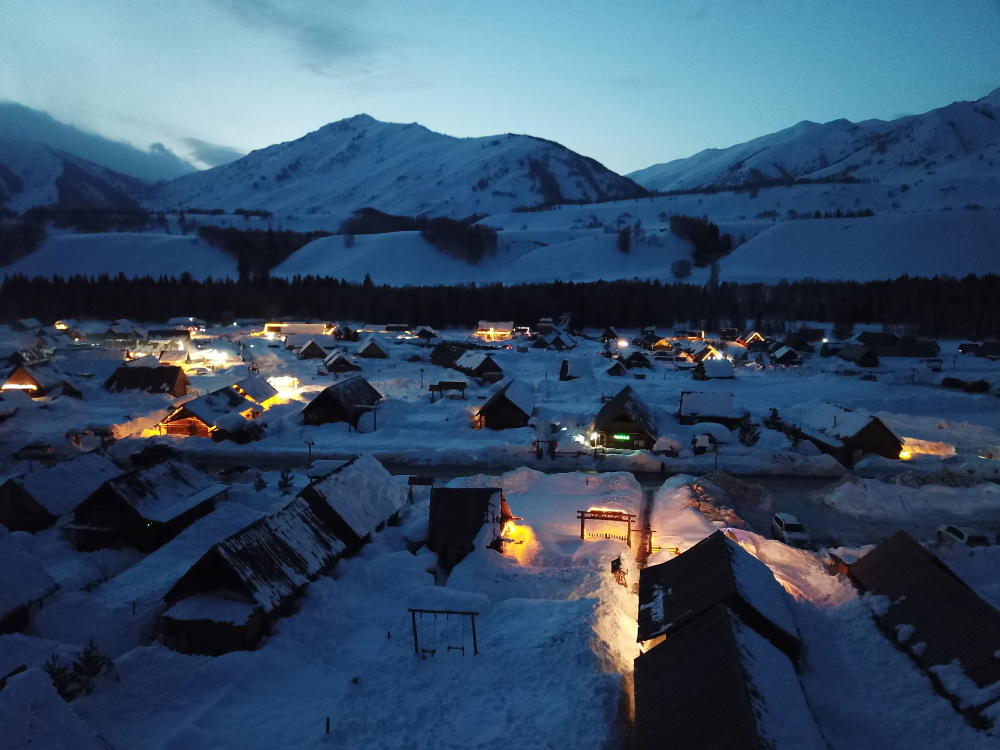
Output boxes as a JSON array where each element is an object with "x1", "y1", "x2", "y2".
[{"x1": 304, "y1": 440, "x2": 314, "y2": 464}]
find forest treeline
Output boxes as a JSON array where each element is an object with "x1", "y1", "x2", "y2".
[{"x1": 1, "y1": 273, "x2": 997, "y2": 339}]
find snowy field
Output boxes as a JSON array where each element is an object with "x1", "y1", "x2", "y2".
[{"x1": 2, "y1": 322, "x2": 1000, "y2": 747}]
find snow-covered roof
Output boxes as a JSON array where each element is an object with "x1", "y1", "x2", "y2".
[
  {"x1": 476, "y1": 321, "x2": 513, "y2": 331},
  {"x1": 0, "y1": 540, "x2": 59, "y2": 621},
  {"x1": 7, "y1": 451, "x2": 124, "y2": 517},
  {"x1": 172, "y1": 387, "x2": 254, "y2": 427},
  {"x1": 678, "y1": 391, "x2": 738, "y2": 418},
  {"x1": 233, "y1": 375, "x2": 278, "y2": 404},
  {"x1": 304, "y1": 454, "x2": 407, "y2": 540},
  {"x1": 700, "y1": 359, "x2": 735, "y2": 378},
  {"x1": 103, "y1": 458, "x2": 226, "y2": 523},
  {"x1": 796, "y1": 402, "x2": 897, "y2": 446},
  {"x1": 454, "y1": 350, "x2": 489, "y2": 370},
  {"x1": 595, "y1": 385, "x2": 657, "y2": 436},
  {"x1": 0, "y1": 669, "x2": 107, "y2": 750},
  {"x1": 480, "y1": 378, "x2": 536, "y2": 418},
  {"x1": 357, "y1": 333, "x2": 389, "y2": 354},
  {"x1": 162, "y1": 595, "x2": 257, "y2": 624}
]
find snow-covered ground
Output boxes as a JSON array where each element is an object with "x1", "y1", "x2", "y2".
[{"x1": 2, "y1": 322, "x2": 1000, "y2": 746}]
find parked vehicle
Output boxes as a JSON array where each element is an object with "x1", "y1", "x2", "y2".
[
  {"x1": 771, "y1": 512, "x2": 811, "y2": 548},
  {"x1": 937, "y1": 525, "x2": 992, "y2": 547},
  {"x1": 13, "y1": 442, "x2": 55, "y2": 460}
]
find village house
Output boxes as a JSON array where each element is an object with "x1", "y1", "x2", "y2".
[
  {"x1": 0, "y1": 452, "x2": 124, "y2": 533},
  {"x1": 161, "y1": 496, "x2": 343, "y2": 656},
  {"x1": 295, "y1": 339, "x2": 328, "y2": 360},
  {"x1": 297, "y1": 454, "x2": 408, "y2": 556},
  {"x1": 160, "y1": 387, "x2": 262, "y2": 443},
  {"x1": 606, "y1": 360, "x2": 628, "y2": 377},
  {"x1": 736, "y1": 330, "x2": 767, "y2": 351},
  {"x1": 301, "y1": 376, "x2": 383, "y2": 429},
  {"x1": 794, "y1": 402, "x2": 903, "y2": 465},
  {"x1": 623, "y1": 351, "x2": 653, "y2": 370},
  {"x1": 63, "y1": 458, "x2": 227, "y2": 552},
  {"x1": 474, "y1": 379, "x2": 536, "y2": 430},
  {"x1": 848, "y1": 531, "x2": 1000, "y2": 728},
  {"x1": 770, "y1": 346, "x2": 803, "y2": 367},
  {"x1": 103, "y1": 364, "x2": 190, "y2": 398},
  {"x1": 592, "y1": 386, "x2": 657, "y2": 450},
  {"x1": 426, "y1": 487, "x2": 515, "y2": 569},
  {"x1": 323, "y1": 350, "x2": 362, "y2": 374},
  {"x1": 677, "y1": 391, "x2": 741, "y2": 428},
  {"x1": 1, "y1": 365, "x2": 80, "y2": 399},
  {"x1": 356, "y1": 333, "x2": 391, "y2": 359},
  {"x1": 836, "y1": 344, "x2": 880, "y2": 368},
  {"x1": 453, "y1": 351, "x2": 504, "y2": 383},
  {"x1": 692, "y1": 358, "x2": 735, "y2": 380},
  {"x1": 0, "y1": 539, "x2": 60, "y2": 634},
  {"x1": 474, "y1": 320, "x2": 514, "y2": 342},
  {"x1": 230, "y1": 375, "x2": 279, "y2": 409}
]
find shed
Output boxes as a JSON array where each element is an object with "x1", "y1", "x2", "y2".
[
  {"x1": 637, "y1": 531, "x2": 800, "y2": 659},
  {"x1": 64, "y1": 458, "x2": 226, "y2": 552},
  {"x1": 633, "y1": 604, "x2": 824, "y2": 750},
  {"x1": 795, "y1": 402, "x2": 902, "y2": 466},
  {"x1": 475, "y1": 379, "x2": 536, "y2": 430},
  {"x1": 301, "y1": 376, "x2": 383, "y2": 429},
  {"x1": 693, "y1": 358, "x2": 735, "y2": 380},
  {"x1": 427, "y1": 487, "x2": 514, "y2": 569},
  {"x1": 161, "y1": 496, "x2": 343, "y2": 655},
  {"x1": 323, "y1": 350, "x2": 361, "y2": 373},
  {"x1": 103, "y1": 364, "x2": 189, "y2": 397},
  {"x1": 297, "y1": 454, "x2": 407, "y2": 555},
  {"x1": 0, "y1": 541, "x2": 59, "y2": 634},
  {"x1": 677, "y1": 391, "x2": 740, "y2": 428},
  {"x1": 849, "y1": 530, "x2": 1000, "y2": 721},
  {"x1": 0, "y1": 452, "x2": 124, "y2": 533},
  {"x1": 593, "y1": 385, "x2": 657, "y2": 450}
]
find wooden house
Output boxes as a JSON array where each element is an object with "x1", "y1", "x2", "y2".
[
  {"x1": 475, "y1": 379, "x2": 536, "y2": 430},
  {"x1": 356, "y1": 334, "x2": 390, "y2": 359},
  {"x1": 297, "y1": 454, "x2": 407, "y2": 556},
  {"x1": 650, "y1": 337, "x2": 674, "y2": 352},
  {"x1": 103, "y1": 364, "x2": 189, "y2": 397},
  {"x1": 958, "y1": 342, "x2": 980, "y2": 355},
  {"x1": 0, "y1": 452, "x2": 123, "y2": 533},
  {"x1": 606, "y1": 360, "x2": 628, "y2": 377},
  {"x1": 677, "y1": 391, "x2": 740, "y2": 428},
  {"x1": 593, "y1": 386, "x2": 657, "y2": 450},
  {"x1": 295, "y1": 339, "x2": 328, "y2": 360},
  {"x1": 976, "y1": 341, "x2": 1000, "y2": 360},
  {"x1": 323, "y1": 350, "x2": 362, "y2": 373},
  {"x1": 334, "y1": 324, "x2": 359, "y2": 342},
  {"x1": 599, "y1": 327, "x2": 619, "y2": 343},
  {"x1": 6, "y1": 348, "x2": 53, "y2": 368},
  {"x1": 624, "y1": 351, "x2": 653, "y2": 370},
  {"x1": 231, "y1": 375, "x2": 279, "y2": 409},
  {"x1": 0, "y1": 540, "x2": 59, "y2": 634},
  {"x1": 867, "y1": 336, "x2": 940, "y2": 358},
  {"x1": 559, "y1": 356, "x2": 594, "y2": 381},
  {"x1": 688, "y1": 344, "x2": 723, "y2": 364},
  {"x1": 636, "y1": 531, "x2": 800, "y2": 658},
  {"x1": 161, "y1": 496, "x2": 343, "y2": 656},
  {"x1": 160, "y1": 387, "x2": 261, "y2": 442},
  {"x1": 795, "y1": 402, "x2": 902, "y2": 466},
  {"x1": 1, "y1": 365, "x2": 80, "y2": 399},
  {"x1": 849, "y1": 531, "x2": 1000, "y2": 726},
  {"x1": 836, "y1": 344, "x2": 879, "y2": 368},
  {"x1": 770, "y1": 346, "x2": 803, "y2": 366},
  {"x1": 857, "y1": 331, "x2": 898, "y2": 347},
  {"x1": 631, "y1": 332, "x2": 659, "y2": 350},
  {"x1": 474, "y1": 321, "x2": 514, "y2": 342},
  {"x1": 427, "y1": 487, "x2": 514, "y2": 569},
  {"x1": 430, "y1": 342, "x2": 466, "y2": 368},
  {"x1": 453, "y1": 351, "x2": 503, "y2": 383},
  {"x1": 301, "y1": 377, "x2": 383, "y2": 429},
  {"x1": 736, "y1": 331, "x2": 767, "y2": 350},
  {"x1": 63, "y1": 458, "x2": 226, "y2": 552},
  {"x1": 633, "y1": 604, "x2": 825, "y2": 750},
  {"x1": 693, "y1": 358, "x2": 735, "y2": 380}
]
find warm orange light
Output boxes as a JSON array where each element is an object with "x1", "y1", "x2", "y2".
[
  {"x1": 899, "y1": 450, "x2": 912, "y2": 460},
  {"x1": 2, "y1": 383, "x2": 38, "y2": 391}
]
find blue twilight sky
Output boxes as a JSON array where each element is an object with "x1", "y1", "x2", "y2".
[{"x1": 1, "y1": 0, "x2": 998, "y2": 174}]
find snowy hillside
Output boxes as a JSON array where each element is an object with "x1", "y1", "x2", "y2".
[
  {"x1": 0, "y1": 232, "x2": 238, "y2": 281},
  {"x1": 0, "y1": 139, "x2": 151, "y2": 212},
  {"x1": 0, "y1": 103, "x2": 194, "y2": 182},
  {"x1": 631, "y1": 88, "x2": 1000, "y2": 195},
  {"x1": 148, "y1": 115, "x2": 648, "y2": 218}
]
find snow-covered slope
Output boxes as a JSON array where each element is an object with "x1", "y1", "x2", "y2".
[
  {"x1": 0, "y1": 139, "x2": 151, "y2": 211},
  {"x1": 149, "y1": 114, "x2": 648, "y2": 218},
  {"x1": 631, "y1": 88, "x2": 1000, "y2": 194},
  {"x1": 0, "y1": 232, "x2": 238, "y2": 281},
  {"x1": 0, "y1": 102, "x2": 195, "y2": 182}
]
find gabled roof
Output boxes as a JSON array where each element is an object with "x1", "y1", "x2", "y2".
[
  {"x1": 0, "y1": 541, "x2": 59, "y2": 622},
  {"x1": 478, "y1": 379, "x2": 536, "y2": 418},
  {"x1": 0, "y1": 669, "x2": 107, "y2": 750},
  {"x1": 678, "y1": 391, "x2": 738, "y2": 418},
  {"x1": 357, "y1": 333, "x2": 390, "y2": 355},
  {"x1": 103, "y1": 364, "x2": 187, "y2": 394},
  {"x1": 595, "y1": 385, "x2": 657, "y2": 436},
  {"x1": 796, "y1": 402, "x2": 899, "y2": 446},
  {"x1": 698, "y1": 359, "x2": 735, "y2": 378},
  {"x1": 5, "y1": 452, "x2": 123, "y2": 517},
  {"x1": 633, "y1": 604, "x2": 825, "y2": 750},
  {"x1": 637, "y1": 531, "x2": 799, "y2": 649},
  {"x1": 301, "y1": 454, "x2": 406, "y2": 541},
  {"x1": 4, "y1": 365, "x2": 70, "y2": 391},
  {"x1": 101, "y1": 458, "x2": 226, "y2": 523},
  {"x1": 232, "y1": 375, "x2": 278, "y2": 405},
  {"x1": 850, "y1": 530, "x2": 1000, "y2": 700},
  {"x1": 317, "y1": 376, "x2": 382, "y2": 409},
  {"x1": 170, "y1": 387, "x2": 255, "y2": 427},
  {"x1": 454, "y1": 350, "x2": 491, "y2": 370},
  {"x1": 428, "y1": 487, "x2": 512, "y2": 551}
]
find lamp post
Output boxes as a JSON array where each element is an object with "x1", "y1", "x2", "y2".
[{"x1": 304, "y1": 440, "x2": 314, "y2": 464}]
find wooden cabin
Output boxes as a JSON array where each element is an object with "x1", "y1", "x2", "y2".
[
  {"x1": 475, "y1": 379, "x2": 536, "y2": 430},
  {"x1": 427, "y1": 487, "x2": 514, "y2": 569},
  {"x1": 624, "y1": 351, "x2": 653, "y2": 370},
  {"x1": 837, "y1": 344, "x2": 879, "y2": 368},
  {"x1": 606, "y1": 361, "x2": 628, "y2": 377},
  {"x1": 301, "y1": 377, "x2": 382, "y2": 429},
  {"x1": 63, "y1": 458, "x2": 226, "y2": 552},
  {"x1": 677, "y1": 391, "x2": 740, "y2": 428},
  {"x1": 453, "y1": 351, "x2": 504, "y2": 383},
  {"x1": 693, "y1": 358, "x2": 735, "y2": 380},
  {"x1": 103, "y1": 364, "x2": 189, "y2": 398},
  {"x1": 795, "y1": 402, "x2": 902, "y2": 466},
  {"x1": 323, "y1": 351, "x2": 362, "y2": 373},
  {"x1": 295, "y1": 339, "x2": 328, "y2": 360},
  {"x1": 1, "y1": 365, "x2": 80, "y2": 399},
  {"x1": 160, "y1": 387, "x2": 260, "y2": 442},
  {"x1": 356, "y1": 334, "x2": 390, "y2": 359},
  {"x1": 593, "y1": 386, "x2": 657, "y2": 450}
]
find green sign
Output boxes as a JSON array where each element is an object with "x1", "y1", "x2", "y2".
[{"x1": 613, "y1": 433, "x2": 630, "y2": 441}]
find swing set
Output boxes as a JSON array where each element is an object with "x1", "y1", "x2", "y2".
[{"x1": 408, "y1": 608, "x2": 479, "y2": 657}]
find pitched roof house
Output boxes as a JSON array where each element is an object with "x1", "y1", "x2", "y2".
[
  {"x1": 301, "y1": 376, "x2": 383, "y2": 429},
  {"x1": 453, "y1": 351, "x2": 503, "y2": 383},
  {"x1": 427, "y1": 487, "x2": 514, "y2": 569},
  {"x1": 103, "y1": 364, "x2": 189, "y2": 398},
  {"x1": 593, "y1": 385, "x2": 657, "y2": 450},
  {"x1": 475, "y1": 379, "x2": 536, "y2": 430},
  {"x1": 795, "y1": 402, "x2": 902, "y2": 466},
  {"x1": 677, "y1": 391, "x2": 740, "y2": 428}
]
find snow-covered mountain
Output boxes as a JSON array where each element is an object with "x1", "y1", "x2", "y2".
[
  {"x1": 0, "y1": 139, "x2": 151, "y2": 212},
  {"x1": 148, "y1": 114, "x2": 648, "y2": 218},
  {"x1": 0, "y1": 103, "x2": 195, "y2": 182},
  {"x1": 630, "y1": 88, "x2": 1000, "y2": 193}
]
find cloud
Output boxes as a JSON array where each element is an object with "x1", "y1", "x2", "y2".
[
  {"x1": 181, "y1": 138, "x2": 247, "y2": 168},
  {"x1": 209, "y1": 0, "x2": 373, "y2": 73}
]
